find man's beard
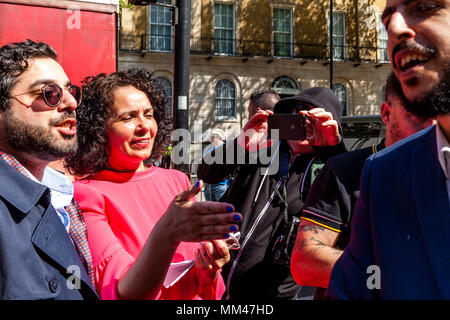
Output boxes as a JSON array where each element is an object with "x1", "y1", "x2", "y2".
[
  {"x1": 387, "y1": 117, "x2": 402, "y2": 144},
  {"x1": 404, "y1": 63, "x2": 450, "y2": 119},
  {"x1": 3, "y1": 109, "x2": 77, "y2": 161}
]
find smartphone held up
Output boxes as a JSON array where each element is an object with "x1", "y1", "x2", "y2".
[{"x1": 268, "y1": 114, "x2": 308, "y2": 141}]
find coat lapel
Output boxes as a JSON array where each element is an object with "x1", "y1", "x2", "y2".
[
  {"x1": 0, "y1": 159, "x2": 46, "y2": 213},
  {"x1": 31, "y1": 204, "x2": 94, "y2": 290},
  {"x1": 0, "y1": 158, "x2": 97, "y2": 297},
  {"x1": 412, "y1": 127, "x2": 450, "y2": 299}
]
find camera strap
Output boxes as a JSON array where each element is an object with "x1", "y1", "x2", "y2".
[
  {"x1": 225, "y1": 177, "x2": 284, "y2": 300},
  {"x1": 252, "y1": 141, "x2": 280, "y2": 208},
  {"x1": 279, "y1": 144, "x2": 290, "y2": 223},
  {"x1": 225, "y1": 145, "x2": 315, "y2": 298},
  {"x1": 279, "y1": 143, "x2": 290, "y2": 181}
]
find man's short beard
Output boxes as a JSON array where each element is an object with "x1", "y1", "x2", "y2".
[
  {"x1": 404, "y1": 63, "x2": 450, "y2": 119},
  {"x1": 3, "y1": 108, "x2": 77, "y2": 161},
  {"x1": 388, "y1": 118, "x2": 402, "y2": 145}
]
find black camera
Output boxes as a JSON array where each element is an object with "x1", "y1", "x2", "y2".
[
  {"x1": 272, "y1": 216, "x2": 300, "y2": 266},
  {"x1": 268, "y1": 114, "x2": 306, "y2": 141}
]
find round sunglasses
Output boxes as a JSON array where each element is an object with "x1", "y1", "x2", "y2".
[{"x1": 11, "y1": 82, "x2": 82, "y2": 107}]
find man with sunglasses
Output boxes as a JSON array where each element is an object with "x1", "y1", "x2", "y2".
[{"x1": 0, "y1": 40, "x2": 97, "y2": 299}]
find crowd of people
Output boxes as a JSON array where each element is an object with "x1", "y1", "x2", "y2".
[{"x1": 0, "y1": 0, "x2": 448, "y2": 300}]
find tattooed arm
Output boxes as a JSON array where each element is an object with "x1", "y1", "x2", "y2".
[{"x1": 290, "y1": 219, "x2": 341, "y2": 288}]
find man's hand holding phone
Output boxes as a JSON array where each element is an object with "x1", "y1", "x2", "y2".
[
  {"x1": 238, "y1": 106, "x2": 341, "y2": 153},
  {"x1": 298, "y1": 107, "x2": 341, "y2": 146},
  {"x1": 267, "y1": 106, "x2": 341, "y2": 147},
  {"x1": 237, "y1": 109, "x2": 274, "y2": 152}
]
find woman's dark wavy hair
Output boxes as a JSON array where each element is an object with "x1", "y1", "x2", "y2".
[{"x1": 65, "y1": 68, "x2": 172, "y2": 177}]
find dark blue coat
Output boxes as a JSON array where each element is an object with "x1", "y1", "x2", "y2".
[
  {"x1": 326, "y1": 126, "x2": 450, "y2": 299},
  {"x1": 0, "y1": 159, "x2": 98, "y2": 300}
]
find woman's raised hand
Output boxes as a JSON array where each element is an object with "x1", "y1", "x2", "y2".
[{"x1": 155, "y1": 180, "x2": 242, "y2": 248}]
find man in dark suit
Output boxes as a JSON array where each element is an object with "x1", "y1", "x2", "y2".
[
  {"x1": 0, "y1": 40, "x2": 98, "y2": 299},
  {"x1": 290, "y1": 72, "x2": 434, "y2": 299},
  {"x1": 326, "y1": 0, "x2": 450, "y2": 299}
]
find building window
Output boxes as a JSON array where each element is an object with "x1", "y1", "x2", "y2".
[
  {"x1": 271, "y1": 76, "x2": 300, "y2": 98},
  {"x1": 215, "y1": 79, "x2": 236, "y2": 119},
  {"x1": 273, "y1": 8, "x2": 293, "y2": 57},
  {"x1": 328, "y1": 12, "x2": 346, "y2": 60},
  {"x1": 214, "y1": 3, "x2": 235, "y2": 55},
  {"x1": 155, "y1": 77, "x2": 172, "y2": 116},
  {"x1": 376, "y1": 13, "x2": 389, "y2": 62},
  {"x1": 333, "y1": 83, "x2": 348, "y2": 116},
  {"x1": 149, "y1": 0, "x2": 173, "y2": 52}
]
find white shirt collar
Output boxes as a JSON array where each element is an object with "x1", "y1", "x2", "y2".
[
  {"x1": 436, "y1": 124, "x2": 450, "y2": 179},
  {"x1": 24, "y1": 166, "x2": 73, "y2": 233},
  {"x1": 41, "y1": 167, "x2": 74, "y2": 208},
  {"x1": 25, "y1": 166, "x2": 74, "y2": 205}
]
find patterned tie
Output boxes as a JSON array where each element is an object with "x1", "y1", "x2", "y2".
[
  {"x1": 66, "y1": 199, "x2": 96, "y2": 286},
  {"x1": 0, "y1": 150, "x2": 95, "y2": 287}
]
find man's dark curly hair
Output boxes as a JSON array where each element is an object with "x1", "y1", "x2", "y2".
[
  {"x1": 0, "y1": 39, "x2": 57, "y2": 111},
  {"x1": 65, "y1": 68, "x2": 172, "y2": 177}
]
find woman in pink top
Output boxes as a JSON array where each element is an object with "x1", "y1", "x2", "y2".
[{"x1": 65, "y1": 69, "x2": 241, "y2": 300}]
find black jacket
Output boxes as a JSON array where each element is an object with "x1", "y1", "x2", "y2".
[
  {"x1": 198, "y1": 87, "x2": 345, "y2": 300},
  {"x1": 198, "y1": 139, "x2": 345, "y2": 299},
  {"x1": 0, "y1": 159, "x2": 98, "y2": 300}
]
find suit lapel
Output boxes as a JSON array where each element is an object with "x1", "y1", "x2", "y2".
[
  {"x1": 31, "y1": 200, "x2": 94, "y2": 291},
  {"x1": 0, "y1": 157, "x2": 97, "y2": 297},
  {"x1": 412, "y1": 128, "x2": 450, "y2": 299},
  {"x1": 0, "y1": 159, "x2": 46, "y2": 213}
]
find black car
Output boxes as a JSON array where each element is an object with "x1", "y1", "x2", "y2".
[{"x1": 341, "y1": 115, "x2": 385, "y2": 151}]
